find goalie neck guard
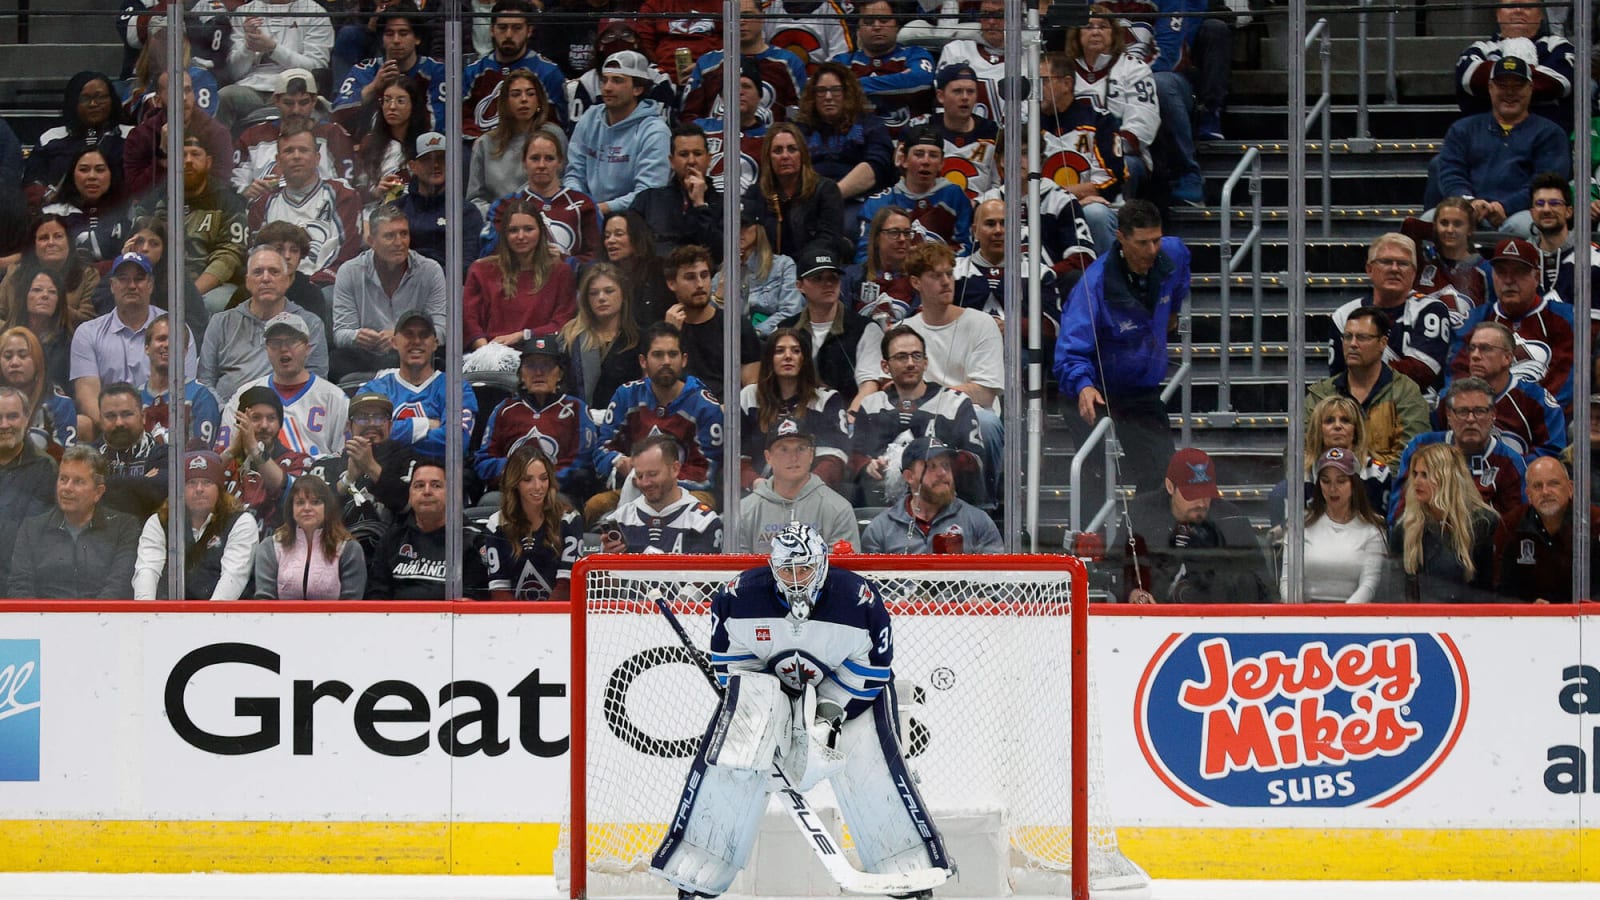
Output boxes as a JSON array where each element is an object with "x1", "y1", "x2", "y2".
[{"x1": 768, "y1": 522, "x2": 829, "y2": 623}]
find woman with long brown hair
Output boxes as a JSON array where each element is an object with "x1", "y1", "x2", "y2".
[
  {"x1": 133, "y1": 451, "x2": 258, "y2": 601},
  {"x1": 464, "y1": 198, "x2": 576, "y2": 350},
  {"x1": 737, "y1": 327, "x2": 850, "y2": 489},
  {"x1": 354, "y1": 76, "x2": 430, "y2": 204},
  {"x1": 468, "y1": 69, "x2": 567, "y2": 218},
  {"x1": 0, "y1": 325, "x2": 81, "y2": 452},
  {"x1": 741, "y1": 122, "x2": 849, "y2": 261},
  {"x1": 1391, "y1": 442, "x2": 1501, "y2": 603},
  {"x1": 254, "y1": 474, "x2": 367, "y2": 600},
  {"x1": 796, "y1": 62, "x2": 893, "y2": 202},
  {"x1": 600, "y1": 209, "x2": 670, "y2": 326},
  {"x1": 1284, "y1": 449, "x2": 1389, "y2": 603},
  {"x1": 479, "y1": 444, "x2": 583, "y2": 600},
  {"x1": 0, "y1": 214, "x2": 99, "y2": 331},
  {"x1": 562, "y1": 262, "x2": 641, "y2": 408}
]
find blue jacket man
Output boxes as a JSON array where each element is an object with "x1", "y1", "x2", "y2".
[{"x1": 1053, "y1": 199, "x2": 1189, "y2": 494}]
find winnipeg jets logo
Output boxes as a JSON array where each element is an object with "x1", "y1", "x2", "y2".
[
  {"x1": 774, "y1": 652, "x2": 821, "y2": 693},
  {"x1": 857, "y1": 585, "x2": 874, "y2": 607}
]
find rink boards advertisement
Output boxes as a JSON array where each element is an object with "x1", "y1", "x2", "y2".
[{"x1": 0, "y1": 603, "x2": 1596, "y2": 880}]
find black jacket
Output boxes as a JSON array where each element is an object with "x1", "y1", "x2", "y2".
[
  {"x1": 0, "y1": 444, "x2": 58, "y2": 567},
  {"x1": 743, "y1": 176, "x2": 851, "y2": 262},
  {"x1": 7, "y1": 505, "x2": 139, "y2": 599},
  {"x1": 1110, "y1": 490, "x2": 1277, "y2": 604},
  {"x1": 778, "y1": 304, "x2": 875, "y2": 402},
  {"x1": 632, "y1": 178, "x2": 725, "y2": 264}
]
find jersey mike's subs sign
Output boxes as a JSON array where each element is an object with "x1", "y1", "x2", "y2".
[{"x1": 1134, "y1": 632, "x2": 1469, "y2": 808}]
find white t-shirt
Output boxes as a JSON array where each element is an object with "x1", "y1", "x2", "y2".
[{"x1": 906, "y1": 308, "x2": 1003, "y2": 401}]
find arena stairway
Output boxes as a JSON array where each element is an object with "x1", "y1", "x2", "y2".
[{"x1": 1033, "y1": 4, "x2": 1491, "y2": 550}]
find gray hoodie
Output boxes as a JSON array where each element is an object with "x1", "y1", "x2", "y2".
[{"x1": 738, "y1": 474, "x2": 861, "y2": 554}]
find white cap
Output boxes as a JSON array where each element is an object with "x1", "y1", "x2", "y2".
[
  {"x1": 602, "y1": 50, "x2": 653, "y2": 82},
  {"x1": 263, "y1": 311, "x2": 311, "y2": 341},
  {"x1": 274, "y1": 68, "x2": 318, "y2": 97},
  {"x1": 415, "y1": 132, "x2": 447, "y2": 157}
]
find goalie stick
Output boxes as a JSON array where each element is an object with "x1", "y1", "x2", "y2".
[{"x1": 647, "y1": 588, "x2": 950, "y2": 898}]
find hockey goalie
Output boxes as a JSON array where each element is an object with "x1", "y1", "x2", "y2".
[{"x1": 650, "y1": 523, "x2": 953, "y2": 899}]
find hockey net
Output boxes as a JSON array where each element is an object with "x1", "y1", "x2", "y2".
[{"x1": 556, "y1": 554, "x2": 1149, "y2": 898}]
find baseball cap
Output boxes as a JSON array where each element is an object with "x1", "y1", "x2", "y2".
[
  {"x1": 415, "y1": 132, "x2": 447, "y2": 157},
  {"x1": 274, "y1": 67, "x2": 318, "y2": 97},
  {"x1": 1490, "y1": 237, "x2": 1539, "y2": 269},
  {"x1": 263, "y1": 311, "x2": 311, "y2": 342},
  {"x1": 765, "y1": 416, "x2": 815, "y2": 447},
  {"x1": 739, "y1": 57, "x2": 763, "y2": 88},
  {"x1": 183, "y1": 450, "x2": 226, "y2": 487},
  {"x1": 395, "y1": 309, "x2": 437, "y2": 335},
  {"x1": 903, "y1": 436, "x2": 959, "y2": 465},
  {"x1": 797, "y1": 245, "x2": 844, "y2": 279},
  {"x1": 1490, "y1": 55, "x2": 1532, "y2": 82},
  {"x1": 112, "y1": 251, "x2": 153, "y2": 275},
  {"x1": 348, "y1": 391, "x2": 395, "y2": 415},
  {"x1": 900, "y1": 124, "x2": 942, "y2": 151},
  {"x1": 740, "y1": 195, "x2": 766, "y2": 228},
  {"x1": 935, "y1": 63, "x2": 979, "y2": 90},
  {"x1": 1316, "y1": 447, "x2": 1357, "y2": 477},
  {"x1": 602, "y1": 49, "x2": 652, "y2": 82},
  {"x1": 1166, "y1": 447, "x2": 1221, "y2": 501},
  {"x1": 238, "y1": 385, "x2": 284, "y2": 418},
  {"x1": 521, "y1": 333, "x2": 569, "y2": 364}
]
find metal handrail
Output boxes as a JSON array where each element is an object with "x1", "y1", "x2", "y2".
[
  {"x1": 1217, "y1": 147, "x2": 1263, "y2": 411},
  {"x1": 1304, "y1": 18, "x2": 1332, "y2": 236},
  {"x1": 1067, "y1": 363, "x2": 1193, "y2": 544}
]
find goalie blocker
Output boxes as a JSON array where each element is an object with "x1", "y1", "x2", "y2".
[{"x1": 650, "y1": 524, "x2": 952, "y2": 897}]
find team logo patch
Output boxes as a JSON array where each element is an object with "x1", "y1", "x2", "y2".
[
  {"x1": 1135, "y1": 633, "x2": 1469, "y2": 808},
  {"x1": 755, "y1": 626, "x2": 771, "y2": 642}
]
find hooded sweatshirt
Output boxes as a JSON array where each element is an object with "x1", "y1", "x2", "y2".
[
  {"x1": 562, "y1": 98, "x2": 672, "y2": 213},
  {"x1": 738, "y1": 473, "x2": 861, "y2": 554}
]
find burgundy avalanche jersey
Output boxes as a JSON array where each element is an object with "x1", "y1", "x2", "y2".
[
  {"x1": 472, "y1": 393, "x2": 597, "y2": 486},
  {"x1": 695, "y1": 117, "x2": 767, "y2": 195},
  {"x1": 1446, "y1": 295, "x2": 1577, "y2": 410},
  {"x1": 680, "y1": 49, "x2": 806, "y2": 125},
  {"x1": 483, "y1": 186, "x2": 602, "y2": 260}
]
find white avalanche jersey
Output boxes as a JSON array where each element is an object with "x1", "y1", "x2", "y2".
[{"x1": 710, "y1": 566, "x2": 893, "y2": 719}]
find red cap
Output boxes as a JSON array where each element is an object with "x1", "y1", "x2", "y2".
[{"x1": 1166, "y1": 447, "x2": 1221, "y2": 501}]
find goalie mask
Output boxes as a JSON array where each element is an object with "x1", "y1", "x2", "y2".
[{"x1": 769, "y1": 522, "x2": 829, "y2": 622}]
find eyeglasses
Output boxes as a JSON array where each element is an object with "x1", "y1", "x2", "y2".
[
  {"x1": 1533, "y1": 198, "x2": 1568, "y2": 208},
  {"x1": 1340, "y1": 332, "x2": 1381, "y2": 345},
  {"x1": 1369, "y1": 257, "x2": 1413, "y2": 269},
  {"x1": 1467, "y1": 341, "x2": 1510, "y2": 355},
  {"x1": 813, "y1": 86, "x2": 845, "y2": 96},
  {"x1": 380, "y1": 96, "x2": 410, "y2": 107},
  {"x1": 1449, "y1": 405, "x2": 1495, "y2": 419},
  {"x1": 265, "y1": 337, "x2": 305, "y2": 350},
  {"x1": 888, "y1": 351, "x2": 927, "y2": 364},
  {"x1": 880, "y1": 228, "x2": 913, "y2": 239}
]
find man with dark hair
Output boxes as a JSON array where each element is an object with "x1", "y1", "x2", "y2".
[
  {"x1": 304, "y1": 391, "x2": 419, "y2": 557},
  {"x1": 597, "y1": 434, "x2": 724, "y2": 554},
  {"x1": 331, "y1": 204, "x2": 449, "y2": 378},
  {"x1": 217, "y1": 0, "x2": 335, "y2": 127},
  {"x1": 917, "y1": 63, "x2": 999, "y2": 199},
  {"x1": 221, "y1": 383, "x2": 313, "y2": 537},
  {"x1": 224, "y1": 312, "x2": 349, "y2": 458},
  {"x1": 135, "y1": 132, "x2": 249, "y2": 315},
  {"x1": 0, "y1": 386, "x2": 57, "y2": 571},
  {"x1": 1307, "y1": 305, "x2": 1431, "y2": 468},
  {"x1": 95, "y1": 382, "x2": 170, "y2": 520},
  {"x1": 663, "y1": 243, "x2": 761, "y2": 399},
  {"x1": 366, "y1": 459, "x2": 487, "y2": 599},
  {"x1": 462, "y1": 0, "x2": 570, "y2": 140},
  {"x1": 247, "y1": 121, "x2": 365, "y2": 285},
  {"x1": 357, "y1": 311, "x2": 479, "y2": 460},
  {"x1": 1525, "y1": 171, "x2": 1600, "y2": 308},
  {"x1": 632, "y1": 124, "x2": 725, "y2": 261},
  {"x1": 234, "y1": 67, "x2": 358, "y2": 201},
  {"x1": 564, "y1": 49, "x2": 673, "y2": 215},
  {"x1": 1493, "y1": 456, "x2": 1599, "y2": 603},
  {"x1": 679, "y1": 0, "x2": 807, "y2": 124},
  {"x1": 851, "y1": 325, "x2": 986, "y2": 505},
  {"x1": 778, "y1": 245, "x2": 885, "y2": 408},
  {"x1": 397, "y1": 132, "x2": 484, "y2": 268},
  {"x1": 1054, "y1": 198, "x2": 1188, "y2": 494},
  {"x1": 332, "y1": 1, "x2": 447, "y2": 129},
  {"x1": 1446, "y1": 237, "x2": 1577, "y2": 412},
  {"x1": 1107, "y1": 447, "x2": 1276, "y2": 604},
  {"x1": 1393, "y1": 376, "x2": 1528, "y2": 524},
  {"x1": 587, "y1": 322, "x2": 725, "y2": 525},
  {"x1": 691, "y1": 59, "x2": 769, "y2": 195},
  {"x1": 123, "y1": 69, "x2": 235, "y2": 197},
  {"x1": 833, "y1": 0, "x2": 936, "y2": 136},
  {"x1": 7, "y1": 444, "x2": 139, "y2": 599}
]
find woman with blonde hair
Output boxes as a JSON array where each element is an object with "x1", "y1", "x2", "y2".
[
  {"x1": 478, "y1": 444, "x2": 583, "y2": 600},
  {"x1": 133, "y1": 451, "x2": 258, "y2": 601},
  {"x1": 713, "y1": 200, "x2": 801, "y2": 337},
  {"x1": 464, "y1": 198, "x2": 576, "y2": 350},
  {"x1": 254, "y1": 475, "x2": 367, "y2": 600},
  {"x1": 562, "y1": 262, "x2": 641, "y2": 408},
  {"x1": 467, "y1": 70, "x2": 567, "y2": 218},
  {"x1": 1302, "y1": 394, "x2": 1391, "y2": 516},
  {"x1": 1390, "y1": 442, "x2": 1501, "y2": 603}
]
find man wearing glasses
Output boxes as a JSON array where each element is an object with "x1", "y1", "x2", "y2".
[
  {"x1": 200, "y1": 245, "x2": 331, "y2": 405},
  {"x1": 221, "y1": 312, "x2": 348, "y2": 458},
  {"x1": 1392, "y1": 376, "x2": 1527, "y2": 525},
  {"x1": 1327, "y1": 232, "x2": 1455, "y2": 397},
  {"x1": 1454, "y1": 321, "x2": 1566, "y2": 461},
  {"x1": 70, "y1": 251, "x2": 199, "y2": 430},
  {"x1": 1445, "y1": 237, "x2": 1576, "y2": 412},
  {"x1": 1307, "y1": 305, "x2": 1430, "y2": 468}
]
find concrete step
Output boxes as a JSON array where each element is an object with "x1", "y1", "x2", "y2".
[
  {"x1": 0, "y1": 42, "x2": 124, "y2": 83},
  {"x1": 1221, "y1": 104, "x2": 1459, "y2": 142}
]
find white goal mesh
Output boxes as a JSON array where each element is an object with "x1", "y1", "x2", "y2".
[{"x1": 556, "y1": 555, "x2": 1148, "y2": 897}]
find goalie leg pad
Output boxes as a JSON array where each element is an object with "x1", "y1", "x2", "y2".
[
  {"x1": 704, "y1": 671, "x2": 789, "y2": 771},
  {"x1": 828, "y1": 690, "x2": 952, "y2": 875}
]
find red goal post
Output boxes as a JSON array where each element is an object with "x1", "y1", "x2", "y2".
[{"x1": 563, "y1": 553, "x2": 1143, "y2": 899}]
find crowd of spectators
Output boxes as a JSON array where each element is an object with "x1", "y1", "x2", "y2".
[{"x1": 5, "y1": 0, "x2": 1591, "y2": 605}]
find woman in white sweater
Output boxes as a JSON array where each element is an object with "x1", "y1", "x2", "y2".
[
  {"x1": 132, "y1": 451, "x2": 258, "y2": 601},
  {"x1": 1282, "y1": 448, "x2": 1388, "y2": 603}
]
